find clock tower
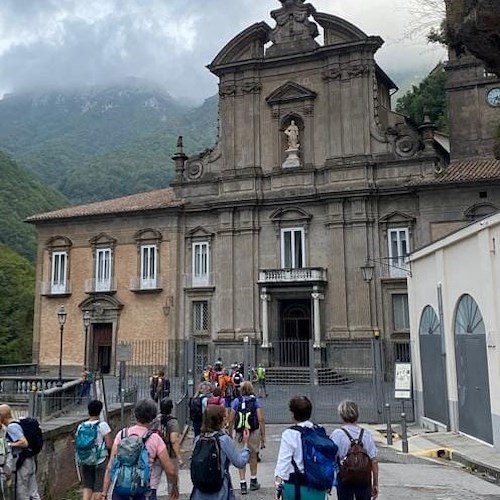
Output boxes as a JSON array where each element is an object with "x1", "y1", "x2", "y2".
[{"x1": 445, "y1": 51, "x2": 500, "y2": 160}]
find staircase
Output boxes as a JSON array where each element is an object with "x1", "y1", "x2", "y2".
[{"x1": 265, "y1": 367, "x2": 353, "y2": 385}]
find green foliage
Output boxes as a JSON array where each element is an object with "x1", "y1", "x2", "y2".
[
  {"x1": 396, "y1": 68, "x2": 448, "y2": 131},
  {"x1": 0, "y1": 244, "x2": 35, "y2": 363},
  {"x1": 0, "y1": 151, "x2": 68, "y2": 261},
  {"x1": 0, "y1": 84, "x2": 218, "y2": 205}
]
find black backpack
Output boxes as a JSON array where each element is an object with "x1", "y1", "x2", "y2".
[
  {"x1": 151, "y1": 415, "x2": 177, "y2": 457},
  {"x1": 8, "y1": 418, "x2": 43, "y2": 468},
  {"x1": 190, "y1": 432, "x2": 227, "y2": 493},
  {"x1": 189, "y1": 396, "x2": 205, "y2": 423},
  {"x1": 339, "y1": 428, "x2": 372, "y2": 486},
  {"x1": 234, "y1": 396, "x2": 259, "y2": 432}
]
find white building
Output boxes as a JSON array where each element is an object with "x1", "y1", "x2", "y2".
[{"x1": 408, "y1": 213, "x2": 500, "y2": 447}]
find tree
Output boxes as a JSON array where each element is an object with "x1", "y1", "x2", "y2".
[
  {"x1": 0, "y1": 245, "x2": 35, "y2": 364},
  {"x1": 396, "y1": 66, "x2": 448, "y2": 131}
]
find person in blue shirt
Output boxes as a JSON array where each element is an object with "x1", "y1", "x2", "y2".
[{"x1": 230, "y1": 381, "x2": 265, "y2": 495}]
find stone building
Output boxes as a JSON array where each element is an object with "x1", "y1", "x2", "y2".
[{"x1": 28, "y1": 0, "x2": 500, "y2": 375}]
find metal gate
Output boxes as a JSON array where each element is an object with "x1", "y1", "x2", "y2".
[
  {"x1": 419, "y1": 305, "x2": 448, "y2": 426},
  {"x1": 254, "y1": 338, "x2": 413, "y2": 425},
  {"x1": 454, "y1": 294, "x2": 493, "y2": 444}
]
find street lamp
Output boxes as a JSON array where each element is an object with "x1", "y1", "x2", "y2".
[
  {"x1": 83, "y1": 310, "x2": 91, "y2": 371},
  {"x1": 56, "y1": 305, "x2": 67, "y2": 387},
  {"x1": 360, "y1": 261, "x2": 375, "y2": 283}
]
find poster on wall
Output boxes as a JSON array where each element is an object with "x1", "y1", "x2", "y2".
[{"x1": 394, "y1": 362, "x2": 412, "y2": 399}]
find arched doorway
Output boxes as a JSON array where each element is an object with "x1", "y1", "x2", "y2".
[
  {"x1": 419, "y1": 305, "x2": 448, "y2": 426},
  {"x1": 454, "y1": 294, "x2": 493, "y2": 443},
  {"x1": 279, "y1": 300, "x2": 311, "y2": 366}
]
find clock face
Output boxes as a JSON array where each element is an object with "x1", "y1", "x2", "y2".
[{"x1": 487, "y1": 87, "x2": 500, "y2": 107}]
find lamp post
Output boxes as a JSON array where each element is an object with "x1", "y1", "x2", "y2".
[
  {"x1": 56, "y1": 305, "x2": 67, "y2": 387},
  {"x1": 83, "y1": 310, "x2": 91, "y2": 371}
]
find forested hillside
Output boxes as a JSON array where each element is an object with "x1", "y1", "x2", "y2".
[
  {"x1": 0, "y1": 151, "x2": 68, "y2": 261},
  {"x1": 0, "y1": 81, "x2": 218, "y2": 204},
  {"x1": 0, "y1": 244, "x2": 35, "y2": 363}
]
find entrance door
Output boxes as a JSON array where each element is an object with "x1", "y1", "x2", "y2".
[
  {"x1": 279, "y1": 300, "x2": 311, "y2": 366},
  {"x1": 92, "y1": 323, "x2": 113, "y2": 374},
  {"x1": 419, "y1": 306, "x2": 448, "y2": 426},
  {"x1": 454, "y1": 294, "x2": 493, "y2": 444}
]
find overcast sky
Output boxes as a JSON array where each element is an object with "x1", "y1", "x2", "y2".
[{"x1": 0, "y1": 0, "x2": 446, "y2": 102}]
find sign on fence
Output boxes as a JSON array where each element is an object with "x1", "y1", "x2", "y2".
[
  {"x1": 394, "y1": 362, "x2": 412, "y2": 399},
  {"x1": 116, "y1": 342, "x2": 133, "y2": 362}
]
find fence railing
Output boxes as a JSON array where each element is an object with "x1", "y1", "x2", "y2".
[{"x1": 29, "y1": 380, "x2": 82, "y2": 421}]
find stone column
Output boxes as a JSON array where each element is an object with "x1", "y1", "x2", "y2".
[
  {"x1": 260, "y1": 291, "x2": 270, "y2": 347},
  {"x1": 311, "y1": 290, "x2": 324, "y2": 348}
]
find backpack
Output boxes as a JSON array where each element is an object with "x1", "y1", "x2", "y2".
[
  {"x1": 151, "y1": 415, "x2": 177, "y2": 457},
  {"x1": 232, "y1": 372, "x2": 242, "y2": 387},
  {"x1": 111, "y1": 429, "x2": 153, "y2": 496},
  {"x1": 222, "y1": 378, "x2": 233, "y2": 399},
  {"x1": 256, "y1": 367, "x2": 265, "y2": 381},
  {"x1": 190, "y1": 432, "x2": 226, "y2": 493},
  {"x1": 291, "y1": 425, "x2": 338, "y2": 492},
  {"x1": 234, "y1": 396, "x2": 259, "y2": 432},
  {"x1": 189, "y1": 395, "x2": 205, "y2": 423},
  {"x1": 0, "y1": 430, "x2": 7, "y2": 467},
  {"x1": 338, "y1": 428, "x2": 372, "y2": 486},
  {"x1": 75, "y1": 421, "x2": 100, "y2": 465},
  {"x1": 7, "y1": 418, "x2": 43, "y2": 469},
  {"x1": 207, "y1": 395, "x2": 223, "y2": 406}
]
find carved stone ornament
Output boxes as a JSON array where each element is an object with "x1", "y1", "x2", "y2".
[
  {"x1": 322, "y1": 68, "x2": 342, "y2": 81},
  {"x1": 241, "y1": 81, "x2": 262, "y2": 94},
  {"x1": 219, "y1": 83, "x2": 236, "y2": 98},
  {"x1": 266, "y1": 0, "x2": 319, "y2": 57},
  {"x1": 186, "y1": 161, "x2": 204, "y2": 180},
  {"x1": 394, "y1": 135, "x2": 420, "y2": 158},
  {"x1": 346, "y1": 64, "x2": 370, "y2": 79}
]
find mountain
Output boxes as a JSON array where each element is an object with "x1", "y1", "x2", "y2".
[
  {"x1": 0, "y1": 80, "x2": 218, "y2": 204},
  {"x1": 0, "y1": 151, "x2": 68, "y2": 261}
]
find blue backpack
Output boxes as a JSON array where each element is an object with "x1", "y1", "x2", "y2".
[
  {"x1": 111, "y1": 429, "x2": 153, "y2": 496},
  {"x1": 75, "y1": 421, "x2": 100, "y2": 465},
  {"x1": 291, "y1": 425, "x2": 338, "y2": 492}
]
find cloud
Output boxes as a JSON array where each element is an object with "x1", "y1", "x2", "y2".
[{"x1": 0, "y1": 0, "x2": 446, "y2": 101}]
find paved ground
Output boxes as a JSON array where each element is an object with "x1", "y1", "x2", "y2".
[{"x1": 156, "y1": 423, "x2": 500, "y2": 500}]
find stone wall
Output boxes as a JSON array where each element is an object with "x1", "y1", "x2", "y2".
[{"x1": 36, "y1": 403, "x2": 133, "y2": 499}]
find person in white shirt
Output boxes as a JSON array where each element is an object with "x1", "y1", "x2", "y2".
[{"x1": 274, "y1": 396, "x2": 326, "y2": 500}]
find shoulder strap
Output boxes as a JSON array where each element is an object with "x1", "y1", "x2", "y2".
[
  {"x1": 358, "y1": 428, "x2": 365, "y2": 444},
  {"x1": 290, "y1": 425, "x2": 304, "y2": 433},
  {"x1": 341, "y1": 427, "x2": 355, "y2": 444},
  {"x1": 142, "y1": 429, "x2": 154, "y2": 444}
]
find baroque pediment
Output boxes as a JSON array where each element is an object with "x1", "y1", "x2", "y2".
[
  {"x1": 379, "y1": 211, "x2": 416, "y2": 226},
  {"x1": 265, "y1": 81, "x2": 317, "y2": 106}
]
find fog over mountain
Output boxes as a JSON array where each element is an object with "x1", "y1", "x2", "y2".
[{"x1": 0, "y1": 0, "x2": 445, "y2": 102}]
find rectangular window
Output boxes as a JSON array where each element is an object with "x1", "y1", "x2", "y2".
[
  {"x1": 95, "y1": 248, "x2": 112, "y2": 291},
  {"x1": 193, "y1": 301, "x2": 209, "y2": 333},
  {"x1": 140, "y1": 245, "x2": 157, "y2": 289},
  {"x1": 388, "y1": 228, "x2": 410, "y2": 277},
  {"x1": 51, "y1": 251, "x2": 68, "y2": 294},
  {"x1": 281, "y1": 228, "x2": 304, "y2": 268},
  {"x1": 193, "y1": 242, "x2": 209, "y2": 286},
  {"x1": 392, "y1": 294, "x2": 410, "y2": 331}
]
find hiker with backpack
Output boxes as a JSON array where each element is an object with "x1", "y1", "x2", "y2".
[
  {"x1": 274, "y1": 396, "x2": 338, "y2": 500},
  {"x1": 100, "y1": 399, "x2": 179, "y2": 500},
  {"x1": 75, "y1": 399, "x2": 113, "y2": 500},
  {"x1": 218, "y1": 370, "x2": 234, "y2": 417},
  {"x1": 150, "y1": 398, "x2": 183, "y2": 498},
  {"x1": 0, "y1": 404, "x2": 43, "y2": 500},
  {"x1": 189, "y1": 382, "x2": 212, "y2": 438},
  {"x1": 190, "y1": 405, "x2": 250, "y2": 500},
  {"x1": 229, "y1": 381, "x2": 265, "y2": 494},
  {"x1": 330, "y1": 400, "x2": 379, "y2": 500},
  {"x1": 149, "y1": 371, "x2": 160, "y2": 402}
]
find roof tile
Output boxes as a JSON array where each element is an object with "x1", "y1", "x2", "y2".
[{"x1": 27, "y1": 187, "x2": 182, "y2": 223}]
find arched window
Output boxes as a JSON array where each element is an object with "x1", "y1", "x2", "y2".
[
  {"x1": 419, "y1": 305, "x2": 440, "y2": 335},
  {"x1": 454, "y1": 294, "x2": 485, "y2": 335}
]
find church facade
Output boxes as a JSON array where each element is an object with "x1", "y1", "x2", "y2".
[{"x1": 29, "y1": 0, "x2": 500, "y2": 375}]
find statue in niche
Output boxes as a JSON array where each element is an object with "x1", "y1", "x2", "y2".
[
  {"x1": 284, "y1": 120, "x2": 300, "y2": 150},
  {"x1": 282, "y1": 119, "x2": 301, "y2": 169}
]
